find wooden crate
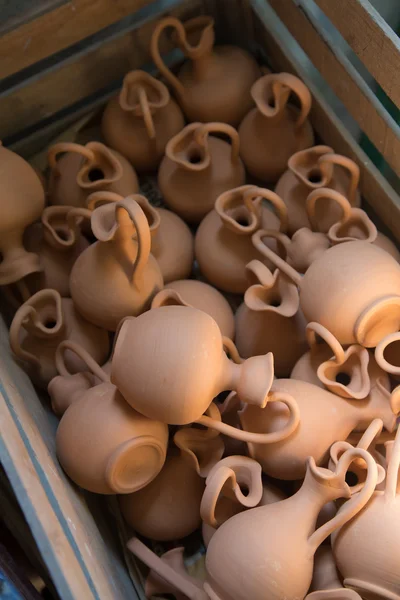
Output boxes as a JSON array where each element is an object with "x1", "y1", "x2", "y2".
[{"x1": 0, "y1": 0, "x2": 399, "y2": 599}]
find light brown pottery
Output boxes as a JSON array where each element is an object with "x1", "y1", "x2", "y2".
[
  {"x1": 88, "y1": 190, "x2": 194, "y2": 284},
  {"x1": 152, "y1": 281, "x2": 235, "y2": 339},
  {"x1": 239, "y1": 72, "x2": 314, "y2": 183},
  {"x1": 240, "y1": 378, "x2": 399, "y2": 480},
  {"x1": 291, "y1": 322, "x2": 390, "y2": 401},
  {"x1": 158, "y1": 122, "x2": 245, "y2": 223},
  {"x1": 374, "y1": 232, "x2": 400, "y2": 261},
  {"x1": 203, "y1": 447, "x2": 377, "y2": 600},
  {"x1": 306, "y1": 546, "x2": 362, "y2": 600},
  {"x1": 375, "y1": 332, "x2": 400, "y2": 381},
  {"x1": 217, "y1": 392, "x2": 246, "y2": 458},
  {"x1": 9, "y1": 289, "x2": 109, "y2": 388},
  {"x1": 333, "y1": 416, "x2": 400, "y2": 600},
  {"x1": 150, "y1": 16, "x2": 260, "y2": 125},
  {"x1": 235, "y1": 260, "x2": 307, "y2": 377},
  {"x1": 0, "y1": 144, "x2": 45, "y2": 285},
  {"x1": 195, "y1": 184, "x2": 288, "y2": 293},
  {"x1": 53, "y1": 341, "x2": 168, "y2": 495},
  {"x1": 111, "y1": 304, "x2": 300, "y2": 443},
  {"x1": 70, "y1": 196, "x2": 163, "y2": 331},
  {"x1": 252, "y1": 234, "x2": 400, "y2": 347},
  {"x1": 275, "y1": 146, "x2": 361, "y2": 234},
  {"x1": 145, "y1": 547, "x2": 206, "y2": 600},
  {"x1": 47, "y1": 141, "x2": 139, "y2": 209},
  {"x1": 102, "y1": 70, "x2": 185, "y2": 172}
]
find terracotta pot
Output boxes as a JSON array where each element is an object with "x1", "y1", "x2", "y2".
[
  {"x1": 111, "y1": 305, "x2": 300, "y2": 444},
  {"x1": 158, "y1": 122, "x2": 245, "y2": 223},
  {"x1": 152, "y1": 281, "x2": 235, "y2": 339},
  {"x1": 102, "y1": 70, "x2": 185, "y2": 172},
  {"x1": 9, "y1": 290, "x2": 110, "y2": 388},
  {"x1": 252, "y1": 233, "x2": 400, "y2": 347},
  {"x1": 333, "y1": 416, "x2": 400, "y2": 600},
  {"x1": 235, "y1": 260, "x2": 307, "y2": 377},
  {"x1": 203, "y1": 447, "x2": 377, "y2": 600},
  {"x1": 239, "y1": 72, "x2": 314, "y2": 183},
  {"x1": 374, "y1": 232, "x2": 400, "y2": 261},
  {"x1": 70, "y1": 196, "x2": 163, "y2": 331},
  {"x1": 240, "y1": 378, "x2": 399, "y2": 480},
  {"x1": 53, "y1": 341, "x2": 168, "y2": 495},
  {"x1": 47, "y1": 141, "x2": 139, "y2": 209},
  {"x1": 291, "y1": 322, "x2": 390, "y2": 401},
  {"x1": 150, "y1": 16, "x2": 260, "y2": 125},
  {"x1": 195, "y1": 185, "x2": 288, "y2": 293},
  {"x1": 88, "y1": 191, "x2": 194, "y2": 284},
  {"x1": 0, "y1": 144, "x2": 45, "y2": 285},
  {"x1": 306, "y1": 546, "x2": 362, "y2": 600},
  {"x1": 275, "y1": 146, "x2": 361, "y2": 234}
]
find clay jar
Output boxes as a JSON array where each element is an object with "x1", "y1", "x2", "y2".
[
  {"x1": 204, "y1": 447, "x2": 377, "y2": 600},
  {"x1": 333, "y1": 422, "x2": 400, "y2": 600},
  {"x1": 70, "y1": 196, "x2": 163, "y2": 331},
  {"x1": 152, "y1": 282, "x2": 235, "y2": 339},
  {"x1": 47, "y1": 141, "x2": 139, "y2": 209},
  {"x1": 275, "y1": 146, "x2": 361, "y2": 234},
  {"x1": 88, "y1": 191, "x2": 194, "y2": 284},
  {"x1": 306, "y1": 546, "x2": 362, "y2": 600},
  {"x1": 9, "y1": 289, "x2": 109, "y2": 388},
  {"x1": 0, "y1": 144, "x2": 45, "y2": 285},
  {"x1": 240, "y1": 378, "x2": 399, "y2": 480},
  {"x1": 252, "y1": 234, "x2": 400, "y2": 347},
  {"x1": 102, "y1": 70, "x2": 184, "y2": 172},
  {"x1": 24, "y1": 206, "x2": 89, "y2": 297},
  {"x1": 239, "y1": 72, "x2": 314, "y2": 183},
  {"x1": 158, "y1": 122, "x2": 245, "y2": 223},
  {"x1": 150, "y1": 16, "x2": 260, "y2": 125},
  {"x1": 53, "y1": 341, "x2": 168, "y2": 495},
  {"x1": 195, "y1": 185, "x2": 288, "y2": 294},
  {"x1": 235, "y1": 261, "x2": 307, "y2": 376}
]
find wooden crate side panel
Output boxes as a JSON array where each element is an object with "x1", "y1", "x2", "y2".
[
  {"x1": 266, "y1": 0, "x2": 400, "y2": 178},
  {"x1": 315, "y1": 0, "x2": 400, "y2": 107},
  {"x1": 249, "y1": 0, "x2": 400, "y2": 239}
]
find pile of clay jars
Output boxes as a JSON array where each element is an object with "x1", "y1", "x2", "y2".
[{"x1": 4, "y1": 13, "x2": 400, "y2": 600}]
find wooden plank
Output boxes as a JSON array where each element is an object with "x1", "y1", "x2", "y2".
[
  {"x1": 266, "y1": 0, "x2": 400, "y2": 178},
  {"x1": 249, "y1": 0, "x2": 400, "y2": 239},
  {"x1": 0, "y1": 0, "x2": 202, "y2": 141},
  {"x1": 315, "y1": 0, "x2": 400, "y2": 107},
  {"x1": 0, "y1": 0, "x2": 153, "y2": 80}
]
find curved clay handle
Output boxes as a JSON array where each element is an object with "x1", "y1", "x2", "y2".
[
  {"x1": 151, "y1": 288, "x2": 189, "y2": 309},
  {"x1": 42, "y1": 206, "x2": 80, "y2": 249},
  {"x1": 306, "y1": 188, "x2": 352, "y2": 233},
  {"x1": 86, "y1": 190, "x2": 124, "y2": 211},
  {"x1": 375, "y1": 332, "x2": 400, "y2": 376},
  {"x1": 222, "y1": 336, "x2": 243, "y2": 365},
  {"x1": 55, "y1": 340, "x2": 109, "y2": 382},
  {"x1": 116, "y1": 197, "x2": 152, "y2": 286},
  {"x1": 150, "y1": 17, "x2": 187, "y2": 97},
  {"x1": 195, "y1": 392, "x2": 300, "y2": 444},
  {"x1": 253, "y1": 73, "x2": 311, "y2": 129},
  {"x1": 308, "y1": 447, "x2": 378, "y2": 552},
  {"x1": 200, "y1": 456, "x2": 263, "y2": 528},
  {"x1": 252, "y1": 229, "x2": 302, "y2": 285},
  {"x1": 195, "y1": 122, "x2": 241, "y2": 164},
  {"x1": 274, "y1": 72, "x2": 312, "y2": 128},
  {"x1": 215, "y1": 185, "x2": 263, "y2": 235},
  {"x1": 245, "y1": 186, "x2": 288, "y2": 233},
  {"x1": 306, "y1": 322, "x2": 345, "y2": 362},
  {"x1": 319, "y1": 153, "x2": 360, "y2": 206},
  {"x1": 47, "y1": 142, "x2": 95, "y2": 175}
]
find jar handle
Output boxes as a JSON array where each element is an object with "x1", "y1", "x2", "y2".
[
  {"x1": 275, "y1": 73, "x2": 312, "y2": 129},
  {"x1": 42, "y1": 206, "x2": 80, "y2": 249},
  {"x1": 138, "y1": 86, "x2": 156, "y2": 139},
  {"x1": 47, "y1": 142, "x2": 95, "y2": 175},
  {"x1": 306, "y1": 188, "x2": 352, "y2": 232},
  {"x1": 55, "y1": 340, "x2": 109, "y2": 382},
  {"x1": 86, "y1": 190, "x2": 124, "y2": 211},
  {"x1": 195, "y1": 392, "x2": 300, "y2": 444},
  {"x1": 150, "y1": 17, "x2": 186, "y2": 97},
  {"x1": 222, "y1": 336, "x2": 243, "y2": 364},
  {"x1": 252, "y1": 229, "x2": 302, "y2": 286},
  {"x1": 245, "y1": 187, "x2": 288, "y2": 233},
  {"x1": 306, "y1": 322, "x2": 345, "y2": 363},
  {"x1": 195, "y1": 122, "x2": 241, "y2": 164},
  {"x1": 117, "y1": 197, "x2": 152, "y2": 286},
  {"x1": 319, "y1": 153, "x2": 360, "y2": 206},
  {"x1": 308, "y1": 447, "x2": 378, "y2": 552}
]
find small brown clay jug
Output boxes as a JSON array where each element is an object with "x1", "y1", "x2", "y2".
[
  {"x1": 158, "y1": 122, "x2": 245, "y2": 223},
  {"x1": 88, "y1": 190, "x2": 194, "y2": 284},
  {"x1": 239, "y1": 72, "x2": 314, "y2": 182},
  {"x1": 275, "y1": 146, "x2": 361, "y2": 234},
  {"x1": 102, "y1": 70, "x2": 185, "y2": 172},
  {"x1": 151, "y1": 283, "x2": 235, "y2": 339},
  {"x1": 111, "y1": 305, "x2": 300, "y2": 442},
  {"x1": 240, "y1": 378, "x2": 399, "y2": 480},
  {"x1": 9, "y1": 290, "x2": 109, "y2": 388},
  {"x1": 70, "y1": 196, "x2": 163, "y2": 331},
  {"x1": 333, "y1": 416, "x2": 400, "y2": 600},
  {"x1": 47, "y1": 141, "x2": 139, "y2": 209},
  {"x1": 252, "y1": 233, "x2": 400, "y2": 347},
  {"x1": 203, "y1": 447, "x2": 377, "y2": 600},
  {"x1": 53, "y1": 341, "x2": 168, "y2": 495},
  {"x1": 235, "y1": 261, "x2": 307, "y2": 377},
  {"x1": 0, "y1": 144, "x2": 45, "y2": 285},
  {"x1": 195, "y1": 185, "x2": 288, "y2": 293},
  {"x1": 306, "y1": 546, "x2": 362, "y2": 600},
  {"x1": 150, "y1": 16, "x2": 260, "y2": 125}
]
